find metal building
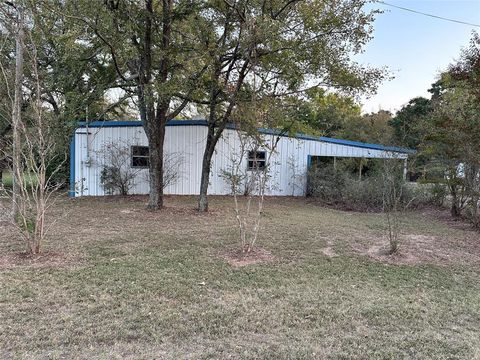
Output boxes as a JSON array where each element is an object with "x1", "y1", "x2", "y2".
[{"x1": 69, "y1": 120, "x2": 413, "y2": 197}]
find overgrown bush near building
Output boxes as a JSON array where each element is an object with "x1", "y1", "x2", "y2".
[
  {"x1": 306, "y1": 164, "x2": 348, "y2": 204},
  {"x1": 99, "y1": 142, "x2": 139, "y2": 196},
  {"x1": 346, "y1": 176, "x2": 385, "y2": 209},
  {"x1": 307, "y1": 161, "x2": 442, "y2": 212}
]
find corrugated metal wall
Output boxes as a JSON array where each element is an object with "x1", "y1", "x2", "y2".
[{"x1": 73, "y1": 124, "x2": 407, "y2": 197}]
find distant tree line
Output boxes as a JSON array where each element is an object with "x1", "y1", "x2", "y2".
[{"x1": 299, "y1": 32, "x2": 480, "y2": 227}]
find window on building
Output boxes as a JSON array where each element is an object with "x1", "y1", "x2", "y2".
[
  {"x1": 131, "y1": 146, "x2": 149, "y2": 168},
  {"x1": 247, "y1": 150, "x2": 266, "y2": 170}
]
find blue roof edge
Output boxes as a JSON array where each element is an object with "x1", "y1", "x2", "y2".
[{"x1": 76, "y1": 120, "x2": 415, "y2": 154}]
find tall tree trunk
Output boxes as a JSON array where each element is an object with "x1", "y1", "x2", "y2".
[
  {"x1": 146, "y1": 110, "x2": 166, "y2": 210},
  {"x1": 144, "y1": 0, "x2": 170, "y2": 210},
  {"x1": 139, "y1": 95, "x2": 166, "y2": 210},
  {"x1": 196, "y1": 40, "x2": 251, "y2": 212},
  {"x1": 136, "y1": 0, "x2": 169, "y2": 210},
  {"x1": 450, "y1": 184, "x2": 461, "y2": 218},
  {"x1": 12, "y1": 4, "x2": 24, "y2": 220},
  {"x1": 198, "y1": 125, "x2": 217, "y2": 212}
]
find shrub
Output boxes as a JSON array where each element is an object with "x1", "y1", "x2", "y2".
[
  {"x1": 307, "y1": 162, "x2": 440, "y2": 211},
  {"x1": 98, "y1": 142, "x2": 184, "y2": 196},
  {"x1": 100, "y1": 165, "x2": 134, "y2": 196},
  {"x1": 306, "y1": 164, "x2": 348, "y2": 202},
  {"x1": 307, "y1": 163, "x2": 390, "y2": 210},
  {"x1": 343, "y1": 176, "x2": 384, "y2": 210},
  {"x1": 405, "y1": 182, "x2": 448, "y2": 208},
  {"x1": 99, "y1": 143, "x2": 138, "y2": 195}
]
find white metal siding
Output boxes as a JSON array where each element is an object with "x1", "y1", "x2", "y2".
[{"x1": 73, "y1": 124, "x2": 408, "y2": 197}]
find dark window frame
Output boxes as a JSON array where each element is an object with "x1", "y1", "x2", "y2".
[
  {"x1": 131, "y1": 145, "x2": 150, "y2": 168},
  {"x1": 247, "y1": 150, "x2": 266, "y2": 171}
]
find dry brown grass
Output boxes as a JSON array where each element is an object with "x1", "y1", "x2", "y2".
[
  {"x1": 218, "y1": 247, "x2": 277, "y2": 267},
  {"x1": 0, "y1": 195, "x2": 479, "y2": 359}
]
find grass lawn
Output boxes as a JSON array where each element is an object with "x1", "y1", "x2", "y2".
[{"x1": 0, "y1": 196, "x2": 479, "y2": 359}]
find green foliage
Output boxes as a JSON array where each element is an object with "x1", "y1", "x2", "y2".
[
  {"x1": 307, "y1": 162, "x2": 388, "y2": 210},
  {"x1": 100, "y1": 166, "x2": 131, "y2": 196},
  {"x1": 307, "y1": 164, "x2": 348, "y2": 202},
  {"x1": 0, "y1": 171, "x2": 38, "y2": 189},
  {"x1": 0, "y1": 1, "x2": 137, "y2": 187},
  {"x1": 390, "y1": 97, "x2": 432, "y2": 149},
  {"x1": 295, "y1": 89, "x2": 395, "y2": 146},
  {"x1": 338, "y1": 110, "x2": 393, "y2": 145},
  {"x1": 389, "y1": 97, "x2": 433, "y2": 182},
  {"x1": 307, "y1": 161, "x2": 439, "y2": 211},
  {"x1": 297, "y1": 89, "x2": 362, "y2": 136},
  {"x1": 197, "y1": 0, "x2": 387, "y2": 137},
  {"x1": 417, "y1": 33, "x2": 480, "y2": 224},
  {"x1": 427, "y1": 183, "x2": 448, "y2": 207}
]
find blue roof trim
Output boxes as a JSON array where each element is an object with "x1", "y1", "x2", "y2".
[
  {"x1": 75, "y1": 120, "x2": 415, "y2": 154},
  {"x1": 318, "y1": 137, "x2": 414, "y2": 154},
  {"x1": 257, "y1": 128, "x2": 415, "y2": 154},
  {"x1": 76, "y1": 120, "x2": 207, "y2": 128}
]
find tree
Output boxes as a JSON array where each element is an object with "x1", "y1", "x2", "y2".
[
  {"x1": 420, "y1": 32, "x2": 480, "y2": 221},
  {"x1": 298, "y1": 89, "x2": 362, "y2": 136},
  {"x1": 390, "y1": 97, "x2": 432, "y2": 149},
  {"x1": 221, "y1": 128, "x2": 281, "y2": 254},
  {"x1": 421, "y1": 83, "x2": 476, "y2": 218},
  {"x1": 196, "y1": 0, "x2": 385, "y2": 212},
  {"x1": 389, "y1": 97, "x2": 433, "y2": 180},
  {"x1": 6, "y1": 1, "x2": 25, "y2": 220},
  {"x1": 76, "y1": 0, "x2": 207, "y2": 210},
  {"x1": 338, "y1": 109, "x2": 393, "y2": 145},
  {"x1": 381, "y1": 156, "x2": 407, "y2": 254},
  {"x1": 0, "y1": 1, "x2": 131, "y2": 187},
  {"x1": 0, "y1": 4, "x2": 67, "y2": 254}
]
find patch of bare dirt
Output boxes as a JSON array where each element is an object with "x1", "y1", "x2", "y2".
[
  {"x1": 116, "y1": 205, "x2": 225, "y2": 221},
  {"x1": 352, "y1": 232, "x2": 480, "y2": 266},
  {"x1": 0, "y1": 251, "x2": 83, "y2": 269},
  {"x1": 321, "y1": 247, "x2": 337, "y2": 257},
  {"x1": 219, "y1": 247, "x2": 277, "y2": 268},
  {"x1": 421, "y1": 207, "x2": 476, "y2": 231}
]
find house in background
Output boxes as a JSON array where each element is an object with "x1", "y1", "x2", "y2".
[{"x1": 69, "y1": 120, "x2": 414, "y2": 197}]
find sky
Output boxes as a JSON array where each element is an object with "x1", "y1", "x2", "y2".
[{"x1": 357, "y1": 0, "x2": 480, "y2": 114}]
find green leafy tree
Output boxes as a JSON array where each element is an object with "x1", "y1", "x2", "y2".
[
  {"x1": 0, "y1": 1, "x2": 131, "y2": 186},
  {"x1": 299, "y1": 89, "x2": 362, "y2": 137},
  {"x1": 388, "y1": 98, "x2": 433, "y2": 180},
  {"x1": 337, "y1": 109, "x2": 393, "y2": 145},
  {"x1": 390, "y1": 97, "x2": 432, "y2": 149},
  {"x1": 76, "y1": 0, "x2": 208, "y2": 210},
  {"x1": 420, "y1": 33, "x2": 480, "y2": 222},
  {"x1": 195, "y1": 0, "x2": 386, "y2": 212},
  {"x1": 331, "y1": 109, "x2": 393, "y2": 179}
]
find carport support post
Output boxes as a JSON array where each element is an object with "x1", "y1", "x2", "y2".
[{"x1": 403, "y1": 158, "x2": 408, "y2": 181}]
